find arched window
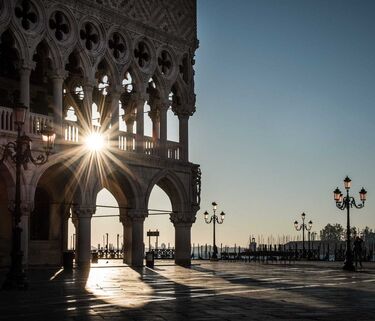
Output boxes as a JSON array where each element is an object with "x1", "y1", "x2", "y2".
[
  {"x1": 98, "y1": 75, "x2": 109, "y2": 96},
  {"x1": 122, "y1": 71, "x2": 133, "y2": 93},
  {"x1": 65, "y1": 106, "x2": 77, "y2": 122},
  {"x1": 92, "y1": 102, "x2": 101, "y2": 127},
  {"x1": 167, "y1": 91, "x2": 179, "y2": 142}
]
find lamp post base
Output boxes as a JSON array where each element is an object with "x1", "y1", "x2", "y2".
[
  {"x1": 2, "y1": 270, "x2": 28, "y2": 290},
  {"x1": 211, "y1": 251, "x2": 218, "y2": 260},
  {"x1": 343, "y1": 261, "x2": 355, "y2": 272},
  {"x1": 2, "y1": 247, "x2": 28, "y2": 290}
]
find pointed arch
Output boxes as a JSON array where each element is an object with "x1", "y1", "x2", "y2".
[
  {"x1": 95, "y1": 54, "x2": 120, "y2": 87},
  {"x1": 0, "y1": 28, "x2": 23, "y2": 74},
  {"x1": 34, "y1": 36, "x2": 65, "y2": 72},
  {"x1": 121, "y1": 61, "x2": 148, "y2": 95},
  {"x1": 145, "y1": 169, "x2": 188, "y2": 213},
  {"x1": 87, "y1": 163, "x2": 143, "y2": 211},
  {"x1": 65, "y1": 46, "x2": 94, "y2": 80},
  {"x1": 29, "y1": 157, "x2": 83, "y2": 205},
  {"x1": 148, "y1": 72, "x2": 168, "y2": 100},
  {"x1": 4, "y1": 24, "x2": 30, "y2": 62}
]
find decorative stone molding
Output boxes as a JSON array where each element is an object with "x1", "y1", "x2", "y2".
[
  {"x1": 14, "y1": 0, "x2": 39, "y2": 32},
  {"x1": 133, "y1": 39, "x2": 152, "y2": 71},
  {"x1": 121, "y1": 209, "x2": 147, "y2": 223},
  {"x1": 170, "y1": 211, "x2": 196, "y2": 226},
  {"x1": 173, "y1": 103, "x2": 195, "y2": 118},
  {"x1": 157, "y1": 49, "x2": 173, "y2": 78},
  {"x1": 8, "y1": 200, "x2": 34, "y2": 216},
  {"x1": 0, "y1": 0, "x2": 12, "y2": 30},
  {"x1": 191, "y1": 164, "x2": 201, "y2": 209},
  {"x1": 90, "y1": 0, "x2": 197, "y2": 46},
  {"x1": 72, "y1": 205, "x2": 96, "y2": 218}
]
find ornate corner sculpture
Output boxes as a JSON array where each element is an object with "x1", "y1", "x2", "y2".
[{"x1": 191, "y1": 164, "x2": 201, "y2": 210}]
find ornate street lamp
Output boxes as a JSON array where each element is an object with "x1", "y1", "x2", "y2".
[
  {"x1": 294, "y1": 212, "x2": 313, "y2": 258},
  {"x1": 334, "y1": 176, "x2": 367, "y2": 271},
  {"x1": 1, "y1": 102, "x2": 55, "y2": 289},
  {"x1": 204, "y1": 201, "x2": 225, "y2": 260}
]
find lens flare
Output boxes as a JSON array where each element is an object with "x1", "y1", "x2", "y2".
[{"x1": 85, "y1": 132, "x2": 105, "y2": 152}]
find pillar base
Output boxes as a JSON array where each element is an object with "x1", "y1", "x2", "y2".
[
  {"x1": 175, "y1": 258, "x2": 191, "y2": 267},
  {"x1": 76, "y1": 261, "x2": 90, "y2": 269}
]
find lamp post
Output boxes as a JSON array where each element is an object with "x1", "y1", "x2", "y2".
[
  {"x1": 204, "y1": 202, "x2": 225, "y2": 260},
  {"x1": 333, "y1": 176, "x2": 367, "y2": 271},
  {"x1": 1, "y1": 103, "x2": 55, "y2": 289},
  {"x1": 294, "y1": 212, "x2": 313, "y2": 258},
  {"x1": 106, "y1": 232, "x2": 109, "y2": 257}
]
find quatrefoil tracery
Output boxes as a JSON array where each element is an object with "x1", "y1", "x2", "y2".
[
  {"x1": 158, "y1": 50, "x2": 172, "y2": 75},
  {"x1": 49, "y1": 11, "x2": 69, "y2": 42},
  {"x1": 80, "y1": 22, "x2": 99, "y2": 51},
  {"x1": 108, "y1": 32, "x2": 126, "y2": 60},
  {"x1": 134, "y1": 41, "x2": 150, "y2": 68},
  {"x1": 15, "y1": 0, "x2": 37, "y2": 31}
]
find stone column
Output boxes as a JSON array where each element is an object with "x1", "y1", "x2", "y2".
[
  {"x1": 124, "y1": 111, "x2": 136, "y2": 151},
  {"x1": 19, "y1": 63, "x2": 34, "y2": 133},
  {"x1": 171, "y1": 213, "x2": 196, "y2": 267},
  {"x1": 51, "y1": 73, "x2": 65, "y2": 141},
  {"x1": 108, "y1": 89, "x2": 121, "y2": 149},
  {"x1": 148, "y1": 108, "x2": 160, "y2": 145},
  {"x1": 73, "y1": 206, "x2": 95, "y2": 268},
  {"x1": 61, "y1": 205, "x2": 70, "y2": 252},
  {"x1": 135, "y1": 93, "x2": 147, "y2": 153},
  {"x1": 72, "y1": 215, "x2": 78, "y2": 251},
  {"x1": 19, "y1": 201, "x2": 33, "y2": 266},
  {"x1": 82, "y1": 82, "x2": 95, "y2": 130},
  {"x1": 121, "y1": 210, "x2": 147, "y2": 267},
  {"x1": 178, "y1": 113, "x2": 189, "y2": 162},
  {"x1": 159, "y1": 103, "x2": 168, "y2": 159}
]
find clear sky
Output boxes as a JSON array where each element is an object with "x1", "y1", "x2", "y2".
[
  {"x1": 71, "y1": 0, "x2": 375, "y2": 249},
  {"x1": 190, "y1": 0, "x2": 375, "y2": 247}
]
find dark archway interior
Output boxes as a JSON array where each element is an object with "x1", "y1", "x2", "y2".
[
  {"x1": 0, "y1": 29, "x2": 20, "y2": 106},
  {"x1": 30, "y1": 186, "x2": 50, "y2": 240}
]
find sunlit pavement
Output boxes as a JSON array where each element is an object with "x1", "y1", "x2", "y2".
[{"x1": 1, "y1": 260, "x2": 375, "y2": 321}]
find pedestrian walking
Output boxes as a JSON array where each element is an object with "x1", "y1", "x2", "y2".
[{"x1": 353, "y1": 236, "x2": 363, "y2": 269}]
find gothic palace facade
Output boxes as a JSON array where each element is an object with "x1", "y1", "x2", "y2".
[{"x1": 0, "y1": 0, "x2": 201, "y2": 268}]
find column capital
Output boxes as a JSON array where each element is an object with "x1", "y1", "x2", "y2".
[
  {"x1": 8, "y1": 200, "x2": 34, "y2": 216},
  {"x1": 170, "y1": 212, "x2": 196, "y2": 227},
  {"x1": 174, "y1": 104, "x2": 195, "y2": 118},
  {"x1": 124, "y1": 111, "x2": 136, "y2": 126},
  {"x1": 19, "y1": 60, "x2": 36, "y2": 72},
  {"x1": 134, "y1": 90, "x2": 149, "y2": 102},
  {"x1": 110, "y1": 85, "x2": 123, "y2": 96},
  {"x1": 122, "y1": 209, "x2": 148, "y2": 223},
  {"x1": 83, "y1": 78, "x2": 96, "y2": 89},
  {"x1": 148, "y1": 108, "x2": 160, "y2": 122},
  {"x1": 177, "y1": 111, "x2": 191, "y2": 120},
  {"x1": 50, "y1": 70, "x2": 68, "y2": 80},
  {"x1": 157, "y1": 99, "x2": 170, "y2": 111},
  {"x1": 72, "y1": 205, "x2": 96, "y2": 218}
]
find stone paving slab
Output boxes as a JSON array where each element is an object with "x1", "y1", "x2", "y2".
[{"x1": 0, "y1": 261, "x2": 375, "y2": 321}]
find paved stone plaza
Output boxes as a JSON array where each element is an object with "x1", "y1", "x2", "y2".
[{"x1": 0, "y1": 261, "x2": 375, "y2": 321}]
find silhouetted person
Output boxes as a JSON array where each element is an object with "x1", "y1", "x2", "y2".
[{"x1": 353, "y1": 236, "x2": 363, "y2": 269}]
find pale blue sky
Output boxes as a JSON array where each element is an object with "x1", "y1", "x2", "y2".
[
  {"x1": 190, "y1": 0, "x2": 375, "y2": 246},
  {"x1": 72, "y1": 0, "x2": 375, "y2": 249}
]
